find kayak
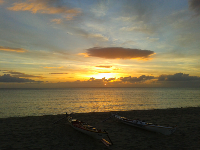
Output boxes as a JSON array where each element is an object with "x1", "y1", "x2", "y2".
[
  {"x1": 67, "y1": 114, "x2": 113, "y2": 146},
  {"x1": 113, "y1": 114, "x2": 176, "y2": 135}
]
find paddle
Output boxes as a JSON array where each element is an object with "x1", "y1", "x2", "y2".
[{"x1": 104, "y1": 130, "x2": 113, "y2": 145}]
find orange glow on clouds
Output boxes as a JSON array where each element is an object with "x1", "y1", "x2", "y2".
[
  {"x1": 44, "y1": 66, "x2": 63, "y2": 69},
  {"x1": 0, "y1": 0, "x2": 4, "y2": 5},
  {"x1": 7, "y1": 1, "x2": 81, "y2": 14},
  {"x1": 0, "y1": 46, "x2": 27, "y2": 53},
  {"x1": 7, "y1": 0, "x2": 81, "y2": 22}
]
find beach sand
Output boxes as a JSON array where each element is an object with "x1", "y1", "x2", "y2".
[{"x1": 0, "y1": 107, "x2": 200, "y2": 150}]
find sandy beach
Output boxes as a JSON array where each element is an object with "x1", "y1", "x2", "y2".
[{"x1": 0, "y1": 107, "x2": 200, "y2": 150}]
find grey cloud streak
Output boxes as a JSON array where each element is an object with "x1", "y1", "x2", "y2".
[
  {"x1": 3, "y1": 71, "x2": 43, "y2": 79},
  {"x1": 0, "y1": 74, "x2": 43, "y2": 83}
]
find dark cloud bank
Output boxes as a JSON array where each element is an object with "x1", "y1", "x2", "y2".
[
  {"x1": 158, "y1": 73, "x2": 200, "y2": 81},
  {"x1": 2, "y1": 71, "x2": 43, "y2": 78},
  {"x1": 86, "y1": 47, "x2": 155, "y2": 59},
  {"x1": 0, "y1": 74, "x2": 42, "y2": 83},
  {"x1": 1, "y1": 73, "x2": 200, "y2": 88}
]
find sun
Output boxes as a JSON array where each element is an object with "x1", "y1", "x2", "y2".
[
  {"x1": 89, "y1": 73, "x2": 122, "y2": 80},
  {"x1": 79, "y1": 70, "x2": 124, "y2": 81},
  {"x1": 91, "y1": 73, "x2": 114, "y2": 79}
]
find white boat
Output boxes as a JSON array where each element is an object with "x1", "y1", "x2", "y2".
[
  {"x1": 67, "y1": 114, "x2": 112, "y2": 146},
  {"x1": 113, "y1": 114, "x2": 176, "y2": 135}
]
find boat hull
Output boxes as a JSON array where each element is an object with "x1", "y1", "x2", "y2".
[
  {"x1": 68, "y1": 117, "x2": 108, "y2": 139},
  {"x1": 114, "y1": 115, "x2": 176, "y2": 135}
]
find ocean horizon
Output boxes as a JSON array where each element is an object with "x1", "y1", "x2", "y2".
[{"x1": 0, "y1": 87, "x2": 200, "y2": 118}]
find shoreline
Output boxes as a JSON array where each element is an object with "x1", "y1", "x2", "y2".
[
  {"x1": 1, "y1": 106, "x2": 199, "y2": 119},
  {"x1": 0, "y1": 107, "x2": 200, "y2": 149}
]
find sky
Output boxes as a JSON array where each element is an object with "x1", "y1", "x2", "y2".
[{"x1": 0, "y1": 0, "x2": 200, "y2": 88}]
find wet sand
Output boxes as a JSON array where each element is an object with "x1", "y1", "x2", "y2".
[{"x1": 0, "y1": 107, "x2": 200, "y2": 150}]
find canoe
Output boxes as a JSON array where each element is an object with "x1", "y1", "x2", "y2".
[
  {"x1": 113, "y1": 114, "x2": 176, "y2": 135},
  {"x1": 67, "y1": 114, "x2": 112, "y2": 146}
]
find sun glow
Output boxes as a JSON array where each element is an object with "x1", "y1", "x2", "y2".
[{"x1": 90, "y1": 73, "x2": 118, "y2": 79}]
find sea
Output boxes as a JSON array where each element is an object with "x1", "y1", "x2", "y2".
[{"x1": 0, "y1": 88, "x2": 200, "y2": 118}]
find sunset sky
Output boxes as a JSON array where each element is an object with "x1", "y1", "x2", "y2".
[{"x1": 0, "y1": 0, "x2": 200, "y2": 88}]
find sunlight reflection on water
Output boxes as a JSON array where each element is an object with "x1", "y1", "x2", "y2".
[{"x1": 0, "y1": 88, "x2": 200, "y2": 118}]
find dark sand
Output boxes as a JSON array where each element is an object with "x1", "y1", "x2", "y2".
[{"x1": 0, "y1": 107, "x2": 200, "y2": 150}]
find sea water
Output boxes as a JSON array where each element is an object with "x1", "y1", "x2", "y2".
[{"x1": 0, "y1": 88, "x2": 200, "y2": 118}]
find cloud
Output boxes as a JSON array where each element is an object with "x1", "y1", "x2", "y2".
[
  {"x1": 2, "y1": 71, "x2": 43, "y2": 79},
  {"x1": 121, "y1": 41, "x2": 137, "y2": 47},
  {"x1": 84, "y1": 47, "x2": 155, "y2": 60},
  {"x1": 57, "y1": 75, "x2": 156, "y2": 87},
  {"x1": 88, "y1": 34, "x2": 108, "y2": 41},
  {"x1": 80, "y1": 33, "x2": 109, "y2": 41},
  {"x1": 44, "y1": 66, "x2": 63, "y2": 69},
  {"x1": 7, "y1": 0, "x2": 81, "y2": 20},
  {"x1": 120, "y1": 75, "x2": 155, "y2": 83},
  {"x1": 120, "y1": 25, "x2": 153, "y2": 35},
  {"x1": 120, "y1": 0, "x2": 156, "y2": 23},
  {"x1": 98, "y1": 72, "x2": 111, "y2": 73},
  {"x1": 158, "y1": 73, "x2": 200, "y2": 81},
  {"x1": 95, "y1": 66, "x2": 112, "y2": 68},
  {"x1": 189, "y1": 0, "x2": 200, "y2": 15},
  {"x1": 90, "y1": 0, "x2": 108, "y2": 17},
  {"x1": 82, "y1": 73, "x2": 200, "y2": 87},
  {"x1": 81, "y1": 73, "x2": 200, "y2": 86},
  {"x1": 88, "y1": 75, "x2": 155, "y2": 83},
  {"x1": 0, "y1": 46, "x2": 27, "y2": 52},
  {"x1": 51, "y1": 18, "x2": 62, "y2": 24},
  {"x1": 49, "y1": 73, "x2": 68, "y2": 74},
  {"x1": 107, "y1": 78, "x2": 116, "y2": 81},
  {"x1": 0, "y1": 74, "x2": 42, "y2": 83},
  {"x1": 1, "y1": 73, "x2": 200, "y2": 88},
  {"x1": 115, "y1": 16, "x2": 137, "y2": 22},
  {"x1": 146, "y1": 37, "x2": 159, "y2": 42},
  {"x1": 0, "y1": 0, "x2": 4, "y2": 5},
  {"x1": 65, "y1": 13, "x2": 79, "y2": 21}
]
